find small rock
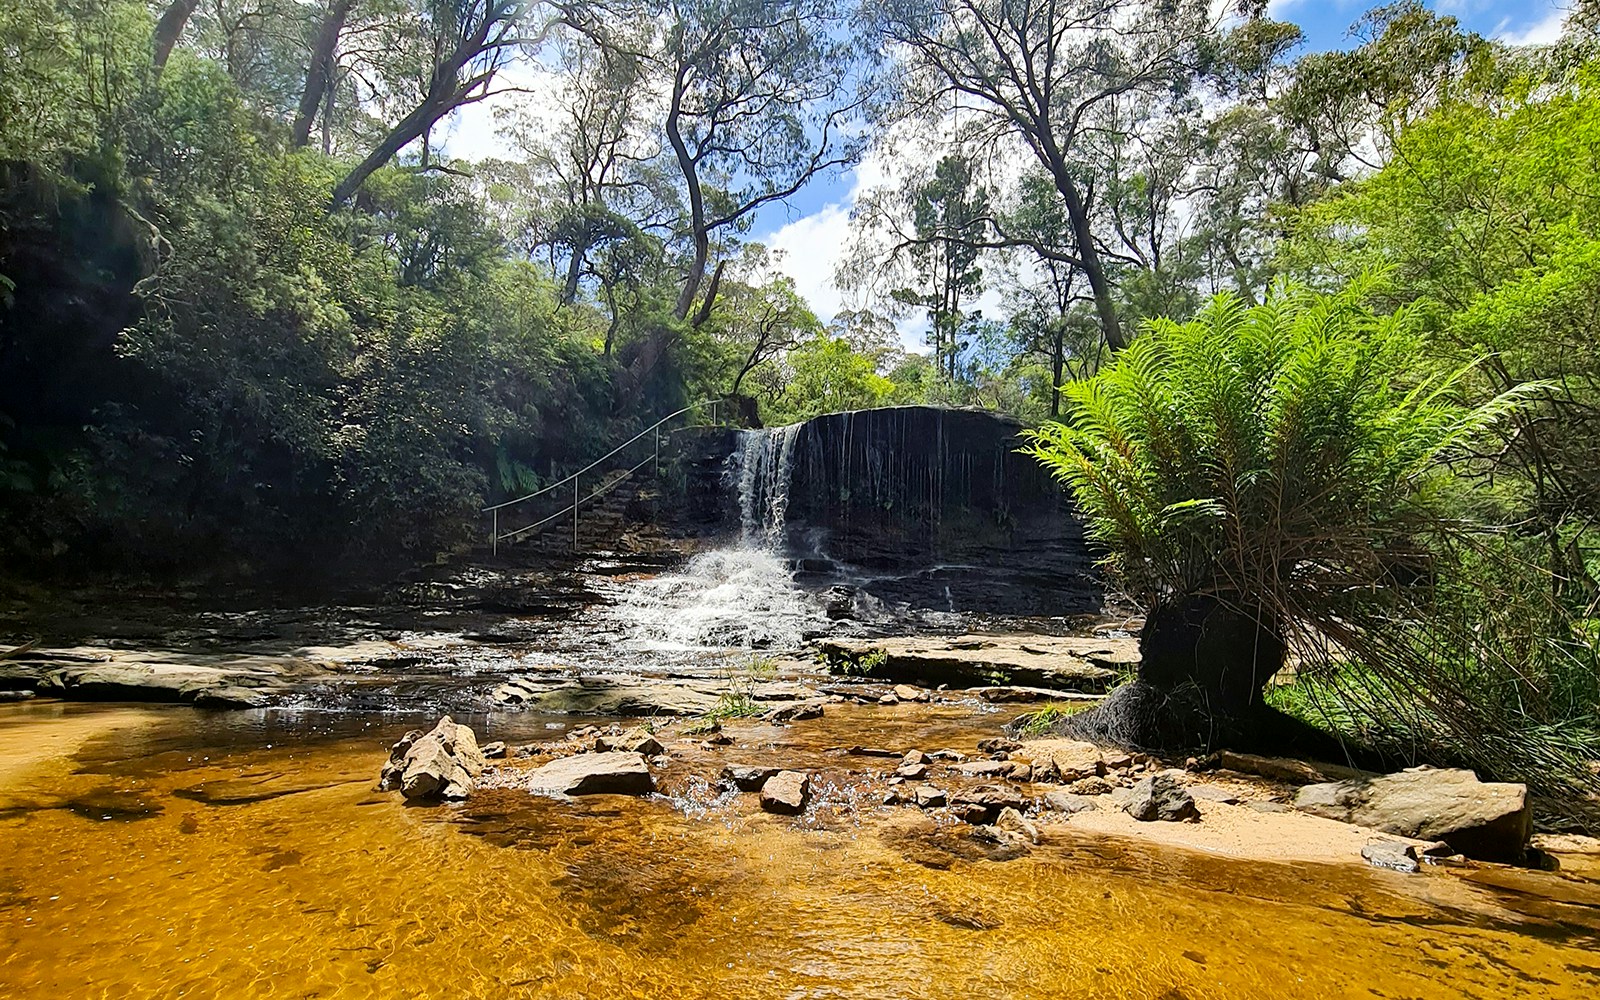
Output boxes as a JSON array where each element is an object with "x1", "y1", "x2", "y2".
[
  {"x1": 915, "y1": 786, "x2": 948, "y2": 808},
  {"x1": 878, "y1": 693, "x2": 900, "y2": 705},
  {"x1": 977, "y1": 738, "x2": 1021, "y2": 754},
  {"x1": 902, "y1": 750, "x2": 930, "y2": 766},
  {"x1": 526, "y1": 751, "x2": 654, "y2": 796},
  {"x1": 1189, "y1": 786, "x2": 1242, "y2": 805},
  {"x1": 481, "y1": 741, "x2": 508, "y2": 760},
  {"x1": 995, "y1": 806, "x2": 1041, "y2": 845},
  {"x1": 1122, "y1": 774, "x2": 1200, "y2": 823},
  {"x1": 722, "y1": 764, "x2": 780, "y2": 791},
  {"x1": 760, "y1": 771, "x2": 810, "y2": 814},
  {"x1": 1004, "y1": 762, "x2": 1032, "y2": 782},
  {"x1": 1068, "y1": 776, "x2": 1112, "y2": 796},
  {"x1": 1101, "y1": 751, "x2": 1135, "y2": 771},
  {"x1": 1030, "y1": 758, "x2": 1061, "y2": 783},
  {"x1": 1361, "y1": 841, "x2": 1421, "y2": 874},
  {"x1": 950, "y1": 784, "x2": 1027, "y2": 824},
  {"x1": 892, "y1": 684, "x2": 929, "y2": 702},
  {"x1": 953, "y1": 760, "x2": 1012, "y2": 778},
  {"x1": 570, "y1": 725, "x2": 598, "y2": 740},
  {"x1": 897, "y1": 763, "x2": 929, "y2": 780},
  {"x1": 928, "y1": 749, "x2": 967, "y2": 763},
  {"x1": 702, "y1": 732, "x2": 734, "y2": 747},
  {"x1": 1043, "y1": 790, "x2": 1097, "y2": 815},
  {"x1": 846, "y1": 746, "x2": 902, "y2": 758},
  {"x1": 763, "y1": 701, "x2": 825, "y2": 724}
]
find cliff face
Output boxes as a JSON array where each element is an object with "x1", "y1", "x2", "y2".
[{"x1": 684, "y1": 406, "x2": 1101, "y2": 616}]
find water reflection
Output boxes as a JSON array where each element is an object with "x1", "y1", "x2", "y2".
[{"x1": 1, "y1": 703, "x2": 1598, "y2": 998}]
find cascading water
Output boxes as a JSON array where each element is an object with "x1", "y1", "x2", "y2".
[
  {"x1": 599, "y1": 424, "x2": 823, "y2": 653},
  {"x1": 734, "y1": 424, "x2": 803, "y2": 545}
]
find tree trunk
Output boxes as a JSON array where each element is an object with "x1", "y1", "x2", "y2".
[
  {"x1": 666, "y1": 64, "x2": 706, "y2": 320},
  {"x1": 1050, "y1": 324, "x2": 1063, "y2": 418},
  {"x1": 151, "y1": 0, "x2": 201, "y2": 78},
  {"x1": 1060, "y1": 594, "x2": 1327, "y2": 754},
  {"x1": 293, "y1": 0, "x2": 354, "y2": 149},
  {"x1": 691, "y1": 259, "x2": 725, "y2": 328}
]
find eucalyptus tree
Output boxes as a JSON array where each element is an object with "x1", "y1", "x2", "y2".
[
  {"x1": 151, "y1": 0, "x2": 201, "y2": 76},
  {"x1": 566, "y1": 0, "x2": 878, "y2": 391},
  {"x1": 328, "y1": 0, "x2": 544, "y2": 209},
  {"x1": 874, "y1": 0, "x2": 1222, "y2": 352},
  {"x1": 884, "y1": 153, "x2": 990, "y2": 381},
  {"x1": 292, "y1": 0, "x2": 355, "y2": 147}
]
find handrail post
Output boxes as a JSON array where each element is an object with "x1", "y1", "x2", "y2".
[
  {"x1": 491, "y1": 509, "x2": 498, "y2": 556},
  {"x1": 573, "y1": 473, "x2": 580, "y2": 554}
]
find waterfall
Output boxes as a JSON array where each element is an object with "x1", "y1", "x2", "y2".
[
  {"x1": 599, "y1": 423, "x2": 821, "y2": 653},
  {"x1": 731, "y1": 424, "x2": 802, "y2": 548}
]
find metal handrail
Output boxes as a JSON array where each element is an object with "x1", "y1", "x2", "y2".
[
  {"x1": 486, "y1": 397, "x2": 729, "y2": 554},
  {"x1": 482, "y1": 398, "x2": 717, "y2": 513}
]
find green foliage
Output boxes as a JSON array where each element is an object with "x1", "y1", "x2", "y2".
[
  {"x1": 1013, "y1": 702, "x2": 1091, "y2": 738},
  {"x1": 1024, "y1": 281, "x2": 1523, "y2": 611},
  {"x1": 824, "y1": 648, "x2": 887, "y2": 677},
  {"x1": 696, "y1": 654, "x2": 780, "y2": 724}
]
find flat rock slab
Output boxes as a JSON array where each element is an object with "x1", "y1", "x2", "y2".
[
  {"x1": 526, "y1": 751, "x2": 655, "y2": 796},
  {"x1": 494, "y1": 675, "x2": 817, "y2": 717},
  {"x1": 817, "y1": 634, "x2": 1130, "y2": 692},
  {"x1": 1294, "y1": 767, "x2": 1530, "y2": 861},
  {"x1": 0, "y1": 648, "x2": 328, "y2": 708}
]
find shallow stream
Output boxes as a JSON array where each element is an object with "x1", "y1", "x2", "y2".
[{"x1": 3, "y1": 700, "x2": 1599, "y2": 999}]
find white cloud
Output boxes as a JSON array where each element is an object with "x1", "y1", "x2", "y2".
[
  {"x1": 766, "y1": 201, "x2": 854, "y2": 321},
  {"x1": 1495, "y1": 6, "x2": 1568, "y2": 46},
  {"x1": 438, "y1": 55, "x2": 562, "y2": 162}
]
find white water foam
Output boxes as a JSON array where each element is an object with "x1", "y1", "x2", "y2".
[{"x1": 601, "y1": 424, "x2": 824, "y2": 653}]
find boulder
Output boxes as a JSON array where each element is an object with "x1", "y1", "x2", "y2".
[
  {"x1": 1294, "y1": 768, "x2": 1531, "y2": 861},
  {"x1": 1122, "y1": 773, "x2": 1200, "y2": 823},
  {"x1": 378, "y1": 717, "x2": 488, "y2": 801},
  {"x1": 526, "y1": 751, "x2": 654, "y2": 796},
  {"x1": 760, "y1": 771, "x2": 810, "y2": 814},
  {"x1": 995, "y1": 806, "x2": 1041, "y2": 844},
  {"x1": 723, "y1": 764, "x2": 781, "y2": 792}
]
